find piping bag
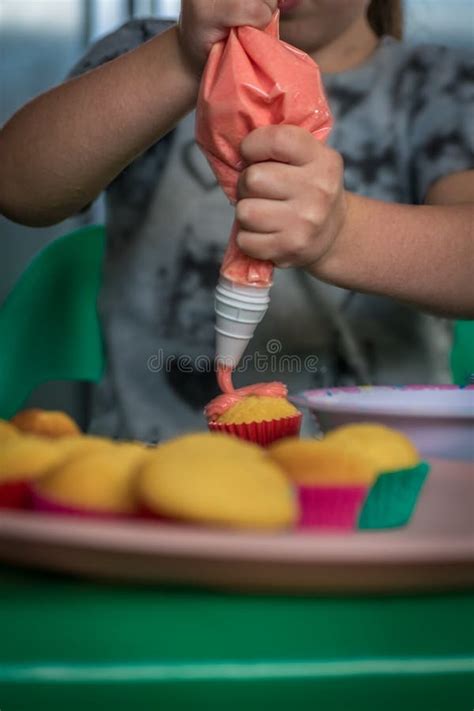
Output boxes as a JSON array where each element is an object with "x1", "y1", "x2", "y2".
[{"x1": 196, "y1": 10, "x2": 332, "y2": 377}]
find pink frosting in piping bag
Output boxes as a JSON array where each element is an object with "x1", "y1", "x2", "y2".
[
  {"x1": 196, "y1": 11, "x2": 333, "y2": 415},
  {"x1": 196, "y1": 10, "x2": 333, "y2": 287}
]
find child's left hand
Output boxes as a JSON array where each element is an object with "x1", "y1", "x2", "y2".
[{"x1": 236, "y1": 125, "x2": 346, "y2": 268}]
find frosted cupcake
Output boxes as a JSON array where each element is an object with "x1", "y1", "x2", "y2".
[
  {"x1": 269, "y1": 438, "x2": 377, "y2": 529},
  {"x1": 206, "y1": 368, "x2": 302, "y2": 446},
  {"x1": 32, "y1": 443, "x2": 150, "y2": 519}
]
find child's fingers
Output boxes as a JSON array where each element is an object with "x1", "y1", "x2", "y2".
[
  {"x1": 236, "y1": 198, "x2": 291, "y2": 233},
  {"x1": 237, "y1": 227, "x2": 317, "y2": 268},
  {"x1": 237, "y1": 162, "x2": 296, "y2": 200},
  {"x1": 240, "y1": 125, "x2": 318, "y2": 167},
  {"x1": 236, "y1": 230, "x2": 280, "y2": 262}
]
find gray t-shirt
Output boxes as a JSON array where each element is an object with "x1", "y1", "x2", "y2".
[{"x1": 70, "y1": 20, "x2": 473, "y2": 442}]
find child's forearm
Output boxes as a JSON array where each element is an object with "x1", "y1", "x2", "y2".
[
  {"x1": 0, "y1": 26, "x2": 199, "y2": 226},
  {"x1": 311, "y1": 192, "x2": 474, "y2": 318}
]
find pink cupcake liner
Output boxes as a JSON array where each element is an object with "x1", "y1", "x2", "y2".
[
  {"x1": 208, "y1": 413, "x2": 302, "y2": 447},
  {"x1": 0, "y1": 480, "x2": 32, "y2": 510},
  {"x1": 297, "y1": 484, "x2": 368, "y2": 530},
  {"x1": 30, "y1": 486, "x2": 136, "y2": 521}
]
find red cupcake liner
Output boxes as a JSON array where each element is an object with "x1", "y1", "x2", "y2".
[
  {"x1": 136, "y1": 504, "x2": 171, "y2": 522},
  {"x1": 297, "y1": 484, "x2": 368, "y2": 530},
  {"x1": 30, "y1": 486, "x2": 136, "y2": 521},
  {"x1": 0, "y1": 480, "x2": 32, "y2": 510},
  {"x1": 208, "y1": 413, "x2": 302, "y2": 447}
]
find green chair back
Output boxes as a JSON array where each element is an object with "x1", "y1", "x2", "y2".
[
  {"x1": 0, "y1": 225, "x2": 105, "y2": 419},
  {"x1": 450, "y1": 320, "x2": 474, "y2": 386}
]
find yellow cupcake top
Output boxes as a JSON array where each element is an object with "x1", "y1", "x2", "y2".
[
  {"x1": 0, "y1": 436, "x2": 67, "y2": 482},
  {"x1": 269, "y1": 438, "x2": 377, "y2": 486},
  {"x1": 138, "y1": 432, "x2": 296, "y2": 529},
  {"x1": 36, "y1": 443, "x2": 150, "y2": 513},
  {"x1": 217, "y1": 396, "x2": 299, "y2": 425},
  {"x1": 323, "y1": 423, "x2": 419, "y2": 473},
  {"x1": 0, "y1": 420, "x2": 20, "y2": 441},
  {"x1": 55, "y1": 435, "x2": 114, "y2": 457},
  {"x1": 11, "y1": 408, "x2": 81, "y2": 438}
]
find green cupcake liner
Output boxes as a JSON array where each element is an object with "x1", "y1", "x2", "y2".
[{"x1": 358, "y1": 461, "x2": 430, "y2": 530}]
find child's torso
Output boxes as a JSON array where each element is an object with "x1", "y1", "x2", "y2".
[{"x1": 83, "y1": 31, "x2": 473, "y2": 440}]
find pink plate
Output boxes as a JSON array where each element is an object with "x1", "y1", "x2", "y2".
[{"x1": 0, "y1": 459, "x2": 472, "y2": 594}]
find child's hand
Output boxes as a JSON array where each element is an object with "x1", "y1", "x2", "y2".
[
  {"x1": 236, "y1": 125, "x2": 346, "y2": 269},
  {"x1": 178, "y1": 0, "x2": 278, "y2": 73}
]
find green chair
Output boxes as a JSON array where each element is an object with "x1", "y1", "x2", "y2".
[
  {"x1": 451, "y1": 320, "x2": 474, "y2": 386},
  {"x1": 0, "y1": 225, "x2": 105, "y2": 419}
]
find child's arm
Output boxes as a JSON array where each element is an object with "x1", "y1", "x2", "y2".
[
  {"x1": 315, "y1": 184, "x2": 474, "y2": 318},
  {"x1": 234, "y1": 126, "x2": 474, "y2": 318},
  {"x1": 0, "y1": 1, "x2": 277, "y2": 227},
  {"x1": 0, "y1": 27, "x2": 196, "y2": 226}
]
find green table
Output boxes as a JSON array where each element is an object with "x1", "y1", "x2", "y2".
[{"x1": 0, "y1": 566, "x2": 473, "y2": 710}]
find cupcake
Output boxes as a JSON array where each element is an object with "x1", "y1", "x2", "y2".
[
  {"x1": 324, "y1": 424, "x2": 419, "y2": 471},
  {"x1": 11, "y1": 408, "x2": 81, "y2": 438},
  {"x1": 0, "y1": 435, "x2": 66, "y2": 509},
  {"x1": 0, "y1": 420, "x2": 20, "y2": 441},
  {"x1": 53, "y1": 434, "x2": 113, "y2": 456},
  {"x1": 205, "y1": 369, "x2": 302, "y2": 447},
  {"x1": 324, "y1": 424, "x2": 429, "y2": 529},
  {"x1": 32, "y1": 443, "x2": 150, "y2": 519},
  {"x1": 269, "y1": 438, "x2": 377, "y2": 529},
  {"x1": 138, "y1": 432, "x2": 297, "y2": 530},
  {"x1": 207, "y1": 394, "x2": 302, "y2": 447}
]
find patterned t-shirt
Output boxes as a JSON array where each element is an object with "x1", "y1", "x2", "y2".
[{"x1": 70, "y1": 20, "x2": 473, "y2": 442}]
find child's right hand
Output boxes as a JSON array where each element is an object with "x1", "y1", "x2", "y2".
[{"x1": 178, "y1": 0, "x2": 278, "y2": 74}]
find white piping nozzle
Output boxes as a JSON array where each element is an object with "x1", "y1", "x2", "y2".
[{"x1": 214, "y1": 276, "x2": 271, "y2": 369}]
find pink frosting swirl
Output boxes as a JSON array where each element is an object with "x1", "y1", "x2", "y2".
[{"x1": 204, "y1": 367, "x2": 288, "y2": 421}]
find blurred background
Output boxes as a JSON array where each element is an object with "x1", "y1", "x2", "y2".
[{"x1": 0, "y1": 0, "x2": 473, "y2": 423}]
